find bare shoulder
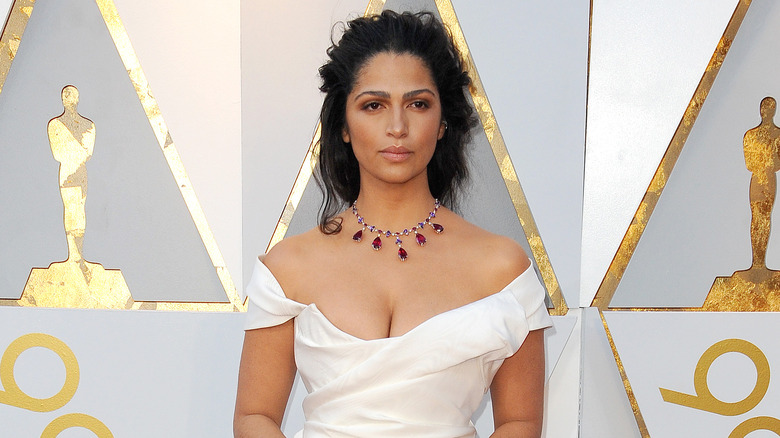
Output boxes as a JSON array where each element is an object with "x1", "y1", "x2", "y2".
[
  {"x1": 445, "y1": 213, "x2": 531, "y2": 290},
  {"x1": 261, "y1": 227, "x2": 326, "y2": 300},
  {"x1": 475, "y1": 227, "x2": 531, "y2": 284}
]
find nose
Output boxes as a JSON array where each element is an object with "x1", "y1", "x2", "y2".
[{"x1": 386, "y1": 107, "x2": 408, "y2": 138}]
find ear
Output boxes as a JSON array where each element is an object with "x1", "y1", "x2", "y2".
[
  {"x1": 437, "y1": 121, "x2": 447, "y2": 140},
  {"x1": 342, "y1": 126, "x2": 351, "y2": 143}
]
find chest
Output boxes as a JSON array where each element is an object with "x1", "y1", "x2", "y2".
[{"x1": 291, "y1": 255, "x2": 489, "y2": 340}]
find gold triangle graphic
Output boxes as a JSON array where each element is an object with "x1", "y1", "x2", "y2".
[
  {"x1": 267, "y1": 0, "x2": 567, "y2": 315},
  {"x1": 0, "y1": 0, "x2": 244, "y2": 312},
  {"x1": 591, "y1": 0, "x2": 751, "y2": 312}
]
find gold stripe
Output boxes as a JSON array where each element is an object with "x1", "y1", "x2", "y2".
[
  {"x1": 0, "y1": 0, "x2": 35, "y2": 97},
  {"x1": 365, "y1": 0, "x2": 385, "y2": 15},
  {"x1": 94, "y1": 0, "x2": 243, "y2": 311},
  {"x1": 267, "y1": 126, "x2": 320, "y2": 251},
  {"x1": 600, "y1": 311, "x2": 650, "y2": 437},
  {"x1": 591, "y1": 0, "x2": 752, "y2": 310},
  {"x1": 436, "y1": 0, "x2": 568, "y2": 315}
]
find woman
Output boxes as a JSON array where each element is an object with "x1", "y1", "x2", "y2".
[{"x1": 235, "y1": 10, "x2": 551, "y2": 438}]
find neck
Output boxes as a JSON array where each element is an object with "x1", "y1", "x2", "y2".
[{"x1": 353, "y1": 185, "x2": 438, "y2": 232}]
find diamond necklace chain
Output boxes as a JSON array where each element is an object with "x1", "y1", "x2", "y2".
[{"x1": 351, "y1": 199, "x2": 444, "y2": 262}]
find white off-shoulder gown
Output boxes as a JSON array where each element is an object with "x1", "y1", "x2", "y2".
[{"x1": 244, "y1": 259, "x2": 552, "y2": 438}]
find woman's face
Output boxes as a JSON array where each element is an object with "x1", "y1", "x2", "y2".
[{"x1": 342, "y1": 52, "x2": 446, "y2": 190}]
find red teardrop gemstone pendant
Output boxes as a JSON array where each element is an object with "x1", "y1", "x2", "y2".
[
  {"x1": 371, "y1": 236, "x2": 382, "y2": 250},
  {"x1": 398, "y1": 247, "x2": 408, "y2": 261},
  {"x1": 432, "y1": 223, "x2": 444, "y2": 234},
  {"x1": 415, "y1": 233, "x2": 426, "y2": 246},
  {"x1": 352, "y1": 229, "x2": 363, "y2": 242}
]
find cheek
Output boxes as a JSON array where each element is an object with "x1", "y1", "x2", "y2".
[{"x1": 424, "y1": 117, "x2": 444, "y2": 143}]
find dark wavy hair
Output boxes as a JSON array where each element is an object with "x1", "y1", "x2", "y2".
[{"x1": 316, "y1": 10, "x2": 477, "y2": 233}]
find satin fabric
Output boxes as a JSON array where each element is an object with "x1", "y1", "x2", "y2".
[{"x1": 244, "y1": 259, "x2": 552, "y2": 437}]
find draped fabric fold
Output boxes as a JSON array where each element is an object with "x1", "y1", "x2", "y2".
[{"x1": 244, "y1": 259, "x2": 551, "y2": 438}]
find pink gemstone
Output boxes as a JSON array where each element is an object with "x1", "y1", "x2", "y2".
[
  {"x1": 352, "y1": 229, "x2": 363, "y2": 242},
  {"x1": 432, "y1": 223, "x2": 444, "y2": 234},
  {"x1": 372, "y1": 236, "x2": 382, "y2": 250},
  {"x1": 398, "y1": 247, "x2": 408, "y2": 261},
  {"x1": 416, "y1": 233, "x2": 426, "y2": 246}
]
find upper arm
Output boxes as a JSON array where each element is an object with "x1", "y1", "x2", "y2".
[
  {"x1": 490, "y1": 329, "x2": 545, "y2": 435},
  {"x1": 234, "y1": 320, "x2": 297, "y2": 431},
  {"x1": 234, "y1": 234, "x2": 316, "y2": 435}
]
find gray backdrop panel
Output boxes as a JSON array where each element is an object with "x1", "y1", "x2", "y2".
[
  {"x1": 613, "y1": 0, "x2": 780, "y2": 307},
  {"x1": 0, "y1": 0, "x2": 224, "y2": 301}
]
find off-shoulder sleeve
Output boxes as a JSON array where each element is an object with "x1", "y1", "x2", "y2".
[
  {"x1": 508, "y1": 265, "x2": 553, "y2": 332},
  {"x1": 477, "y1": 264, "x2": 554, "y2": 388},
  {"x1": 244, "y1": 258, "x2": 307, "y2": 330}
]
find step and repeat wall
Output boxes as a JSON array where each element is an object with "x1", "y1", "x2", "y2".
[{"x1": 0, "y1": 0, "x2": 777, "y2": 437}]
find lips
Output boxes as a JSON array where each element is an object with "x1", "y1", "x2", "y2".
[{"x1": 379, "y1": 146, "x2": 412, "y2": 162}]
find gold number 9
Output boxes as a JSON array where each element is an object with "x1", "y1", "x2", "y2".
[{"x1": 660, "y1": 338, "x2": 780, "y2": 436}]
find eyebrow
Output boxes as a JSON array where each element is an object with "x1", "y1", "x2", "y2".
[{"x1": 353, "y1": 88, "x2": 437, "y2": 101}]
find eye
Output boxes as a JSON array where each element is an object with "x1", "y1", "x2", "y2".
[
  {"x1": 362, "y1": 101, "x2": 382, "y2": 111},
  {"x1": 409, "y1": 100, "x2": 429, "y2": 109}
]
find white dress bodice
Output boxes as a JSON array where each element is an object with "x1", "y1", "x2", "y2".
[{"x1": 244, "y1": 259, "x2": 552, "y2": 437}]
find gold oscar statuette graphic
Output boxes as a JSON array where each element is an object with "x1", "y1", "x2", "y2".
[
  {"x1": 0, "y1": 0, "x2": 243, "y2": 311},
  {"x1": 19, "y1": 85, "x2": 133, "y2": 309},
  {"x1": 705, "y1": 96, "x2": 780, "y2": 311}
]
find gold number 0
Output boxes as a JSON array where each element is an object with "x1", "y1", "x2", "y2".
[
  {"x1": 0, "y1": 333, "x2": 79, "y2": 412},
  {"x1": 41, "y1": 413, "x2": 113, "y2": 438},
  {"x1": 730, "y1": 416, "x2": 780, "y2": 438}
]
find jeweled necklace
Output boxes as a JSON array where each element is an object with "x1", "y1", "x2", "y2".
[{"x1": 351, "y1": 199, "x2": 444, "y2": 262}]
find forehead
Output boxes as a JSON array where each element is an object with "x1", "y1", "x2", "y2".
[{"x1": 351, "y1": 52, "x2": 436, "y2": 93}]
